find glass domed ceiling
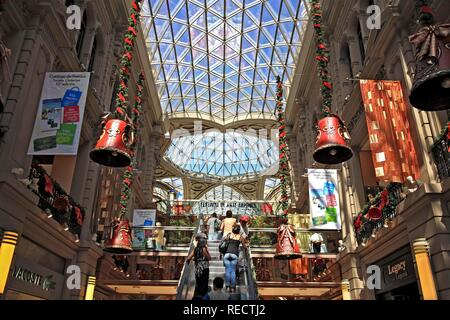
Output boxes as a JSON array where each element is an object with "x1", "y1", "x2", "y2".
[
  {"x1": 165, "y1": 130, "x2": 278, "y2": 177},
  {"x1": 142, "y1": 0, "x2": 310, "y2": 124}
]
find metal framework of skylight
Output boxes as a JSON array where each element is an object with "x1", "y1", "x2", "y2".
[{"x1": 142, "y1": 0, "x2": 310, "y2": 125}]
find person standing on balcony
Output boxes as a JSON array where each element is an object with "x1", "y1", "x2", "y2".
[
  {"x1": 220, "y1": 210, "x2": 237, "y2": 239},
  {"x1": 223, "y1": 225, "x2": 246, "y2": 293},
  {"x1": 186, "y1": 234, "x2": 211, "y2": 298},
  {"x1": 207, "y1": 212, "x2": 220, "y2": 241}
]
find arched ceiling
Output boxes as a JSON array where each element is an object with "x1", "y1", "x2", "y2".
[
  {"x1": 141, "y1": 0, "x2": 311, "y2": 126},
  {"x1": 142, "y1": 0, "x2": 312, "y2": 198}
]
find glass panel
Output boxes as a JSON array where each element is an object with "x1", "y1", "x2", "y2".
[{"x1": 142, "y1": 0, "x2": 309, "y2": 124}]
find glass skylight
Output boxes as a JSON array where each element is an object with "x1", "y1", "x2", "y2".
[
  {"x1": 264, "y1": 177, "x2": 281, "y2": 200},
  {"x1": 164, "y1": 130, "x2": 278, "y2": 178},
  {"x1": 142, "y1": 0, "x2": 310, "y2": 124},
  {"x1": 158, "y1": 177, "x2": 184, "y2": 199}
]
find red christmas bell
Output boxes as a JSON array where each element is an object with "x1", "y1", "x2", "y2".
[
  {"x1": 274, "y1": 224, "x2": 302, "y2": 260},
  {"x1": 90, "y1": 119, "x2": 134, "y2": 168},
  {"x1": 409, "y1": 23, "x2": 450, "y2": 111},
  {"x1": 103, "y1": 219, "x2": 133, "y2": 254},
  {"x1": 313, "y1": 115, "x2": 353, "y2": 165}
]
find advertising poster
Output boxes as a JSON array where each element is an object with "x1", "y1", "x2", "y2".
[
  {"x1": 308, "y1": 169, "x2": 342, "y2": 230},
  {"x1": 132, "y1": 209, "x2": 157, "y2": 249},
  {"x1": 28, "y1": 72, "x2": 90, "y2": 155}
]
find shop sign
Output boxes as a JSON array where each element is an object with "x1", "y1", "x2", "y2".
[
  {"x1": 12, "y1": 265, "x2": 56, "y2": 291},
  {"x1": 376, "y1": 247, "x2": 417, "y2": 293},
  {"x1": 7, "y1": 256, "x2": 64, "y2": 299}
]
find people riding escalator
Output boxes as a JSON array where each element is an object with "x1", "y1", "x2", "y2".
[
  {"x1": 222, "y1": 224, "x2": 247, "y2": 293},
  {"x1": 186, "y1": 233, "x2": 211, "y2": 298},
  {"x1": 220, "y1": 210, "x2": 237, "y2": 239}
]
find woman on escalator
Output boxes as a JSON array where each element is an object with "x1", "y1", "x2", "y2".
[
  {"x1": 186, "y1": 234, "x2": 211, "y2": 298},
  {"x1": 222, "y1": 225, "x2": 247, "y2": 293}
]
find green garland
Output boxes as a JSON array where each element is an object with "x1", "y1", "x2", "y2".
[
  {"x1": 353, "y1": 183, "x2": 403, "y2": 244},
  {"x1": 310, "y1": 0, "x2": 332, "y2": 117},
  {"x1": 119, "y1": 72, "x2": 145, "y2": 219},
  {"x1": 416, "y1": 0, "x2": 435, "y2": 26},
  {"x1": 276, "y1": 76, "x2": 290, "y2": 219},
  {"x1": 114, "y1": 0, "x2": 143, "y2": 121}
]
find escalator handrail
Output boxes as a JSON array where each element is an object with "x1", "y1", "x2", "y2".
[
  {"x1": 175, "y1": 222, "x2": 202, "y2": 300},
  {"x1": 243, "y1": 245, "x2": 259, "y2": 300}
]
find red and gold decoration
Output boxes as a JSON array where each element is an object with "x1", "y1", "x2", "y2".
[
  {"x1": 274, "y1": 224, "x2": 302, "y2": 260},
  {"x1": 408, "y1": 0, "x2": 450, "y2": 111},
  {"x1": 274, "y1": 76, "x2": 301, "y2": 260},
  {"x1": 359, "y1": 80, "x2": 421, "y2": 183},
  {"x1": 276, "y1": 76, "x2": 289, "y2": 218},
  {"x1": 90, "y1": 0, "x2": 143, "y2": 167},
  {"x1": 310, "y1": 0, "x2": 353, "y2": 165},
  {"x1": 29, "y1": 162, "x2": 85, "y2": 237},
  {"x1": 104, "y1": 72, "x2": 145, "y2": 254}
]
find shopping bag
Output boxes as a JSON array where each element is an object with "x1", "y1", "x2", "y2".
[{"x1": 62, "y1": 87, "x2": 82, "y2": 107}]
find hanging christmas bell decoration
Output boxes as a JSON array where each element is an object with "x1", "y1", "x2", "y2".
[
  {"x1": 313, "y1": 115, "x2": 353, "y2": 165},
  {"x1": 310, "y1": 0, "x2": 353, "y2": 165},
  {"x1": 90, "y1": 0, "x2": 143, "y2": 168},
  {"x1": 90, "y1": 117, "x2": 134, "y2": 167},
  {"x1": 103, "y1": 218, "x2": 133, "y2": 254},
  {"x1": 408, "y1": 2, "x2": 450, "y2": 111},
  {"x1": 274, "y1": 224, "x2": 302, "y2": 260},
  {"x1": 103, "y1": 72, "x2": 145, "y2": 254}
]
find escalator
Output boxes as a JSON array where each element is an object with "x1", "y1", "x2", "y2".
[{"x1": 176, "y1": 226, "x2": 259, "y2": 300}]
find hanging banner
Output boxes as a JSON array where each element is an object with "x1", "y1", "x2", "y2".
[
  {"x1": 308, "y1": 169, "x2": 341, "y2": 230},
  {"x1": 133, "y1": 209, "x2": 157, "y2": 227},
  {"x1": 27, "y1": 72, "x2": 90, "y2": 155},
  {"x1": 359, "y1": 80, "x2": 420, "y2": 182},
  {"x1": 132, "y1": 209, "x2": 157, "y2": 250}
]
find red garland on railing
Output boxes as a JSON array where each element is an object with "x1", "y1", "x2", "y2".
[
  {"x1": 310, "y1": 0, "x2": 353, "y2": 165},
  {"x1": 90, "y1": 0, "x2": 144, "y2": 168}
]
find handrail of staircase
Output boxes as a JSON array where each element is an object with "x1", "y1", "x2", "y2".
[
  {"x1": 175, "y1": 221, "x2": 202, "y2": 300},
  {"x1": 243, "y1": 244, "x2": 259, "y2": 300}
]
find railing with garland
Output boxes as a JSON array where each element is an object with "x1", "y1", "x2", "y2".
[
  {"x1": 28, "y1": 162, "x2": 85, "y2": 237},
  {"x1": 431, "y1": 124, "x2": 450, "y2": 181},
  {"x1": 353, "y1": 183, "x2": 405, "y2": 245}
]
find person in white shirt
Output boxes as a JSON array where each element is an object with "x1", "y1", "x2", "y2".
[
  {"x1": 310, "y1": 233, "x2": 324, "y2": 253},
  {"x1": 207, "y1": 213, "x2": 220, "y2": 241}
]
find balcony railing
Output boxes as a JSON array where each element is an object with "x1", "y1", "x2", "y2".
[
  {"x1": 130, "y1": 226, "x2": 196, "y2": 251},
  {"x1": 248, "y1": 228, "x2": 339, "y2": 254},
  {"x1": 28, "y1": 162, "x2": 85, "y2": 237},
  {"x1": 432, "y1": 125, "x2": 449, "y2": 181},
  {"x1": 354, "y1": 183, "x2": 405, "y2": 245}
]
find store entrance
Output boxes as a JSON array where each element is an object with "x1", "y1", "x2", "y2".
[{"x1": 376, "y1": 282, "x2": 420, "y2": 301}]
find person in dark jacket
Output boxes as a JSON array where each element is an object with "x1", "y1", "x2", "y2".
[{"x1": 186, "y1": 234, "x2": 211, "y2": 297}]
